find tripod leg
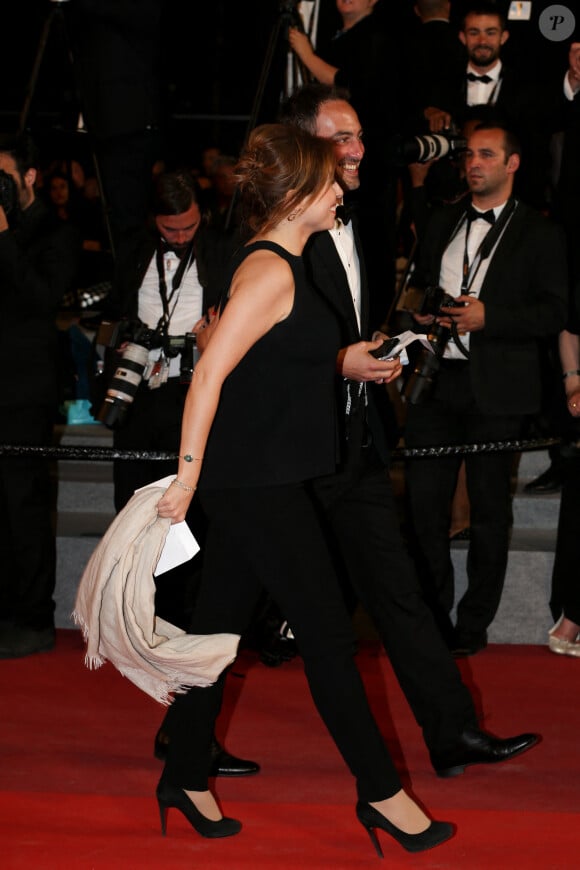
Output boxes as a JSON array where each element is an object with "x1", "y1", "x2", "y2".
[{"x1": 19, "y1": 7, "x2": 58, "y2": 132}]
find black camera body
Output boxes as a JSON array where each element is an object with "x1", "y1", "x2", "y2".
[
  {"x1": 97, "y1": 322, "x2": 157, "y2": 428},
  {"x1": 370, "y1": 336, "x2": 400, "y2": 360},
  {"x1": 419, "y1": 286, "x2": 467, "y2": 318},
  {"x1": 0, "y1": 168, "x2": 18, "y2": 215},
  {"x1": 95, "y1": 319, "x2": 199, "y2": 428},
  {"x1": 404, "y1": 288, "x2": 468, "y2": 405}
]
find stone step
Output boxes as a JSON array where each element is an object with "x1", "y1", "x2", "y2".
[
  {"x1": 450, "y1": 548, "x2": 554, "y2": 645},
  {"x1": 56, "y1": 422, "x2": 113, "y2": 447},
  {"x1": 512, "y1": 490, "x2": 561, "y2": 529},
  {"x1": 516, "y1": 448, "x2": 553, "y2": 481},
  {"x1": 55, "y1": 536, "x2": 100, "y2": 629},
  {"x1": 51, "y1": 430, "x2": 562, "y2": 641},
  {"x1": 55, "y1": 468, "x2": 114, "y2": 513}
]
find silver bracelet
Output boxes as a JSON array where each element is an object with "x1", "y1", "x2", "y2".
[
  {"x1": 562, "y1": 370, "x2": 580, "y2": 379},
  {"x1": 171, "y1": 478, "x2": 196, "y2": 493},
  {"x1": 183, "y1": 454, "x2": 203, "y2": 462}
]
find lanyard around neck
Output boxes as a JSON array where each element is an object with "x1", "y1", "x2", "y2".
[{"x1": 154, "y1": 239, "x2": 195, "y2": 332}]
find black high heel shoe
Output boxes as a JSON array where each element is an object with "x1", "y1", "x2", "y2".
[
  {"x1": 156, "y1": 776, "x2": 242, "y2": 839},
  {"x1": 356, "y1": 801, "x2": 454, "y2": 857}
]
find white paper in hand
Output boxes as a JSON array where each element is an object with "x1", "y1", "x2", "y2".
[{"x1": 136, "y1": 475, "x2": 200, "y2": 575}]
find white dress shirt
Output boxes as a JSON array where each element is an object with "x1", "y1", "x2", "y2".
[
  {"x1": 329, "y1": 217, "x2": 362, "y2": 330},
  {"x1": 138, "y1": 250, "x2": 203, "y2": 377},
  {"x1": 466, "y1": 60, "x2": 503, "y2": 106},
  {"x1": 439, "y1": 201, "x2": 509, "y2": 359}
]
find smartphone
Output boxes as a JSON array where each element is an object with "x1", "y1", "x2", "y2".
[{"x1": 370, "y1": 337, "x2": 400, "y2": 360}]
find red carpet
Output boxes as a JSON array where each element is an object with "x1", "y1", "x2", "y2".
[{"x1": 1, "y1": 631, "x2": 578, "y2": 868}]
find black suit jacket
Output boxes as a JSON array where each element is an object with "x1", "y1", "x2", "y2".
[
  {"x1": 415, "y1": 198, "x2": 568, "y2": 415},
  {"x1": 304, "y1": 222, "x2": 393, "y2": 467},
  {"x1": 108, "y1": 225, "x2": 223, "y2": 322},
  {"x1": 0, "y1": 199, "x2": 81, "y2": 408}
]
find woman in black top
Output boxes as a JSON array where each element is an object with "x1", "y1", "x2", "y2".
[{"x1": 156, "y1": 124, "x2": 453, "y2": 856}]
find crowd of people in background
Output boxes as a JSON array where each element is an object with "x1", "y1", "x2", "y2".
[
  {"x1": 1, "y1": 0, "x2": 579, "y2": 659},
  {"x1": 2, "y1": 0, "x2": 579, "y2": 857}
]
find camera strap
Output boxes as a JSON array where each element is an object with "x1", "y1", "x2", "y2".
[
  {"x1": 444, "y1": 198, "x2": 517, "y2": 359},
  {"x1": 154, "y1": 238, "x2": 196, "y2": 337},
  {"x1": 458, "y1": 197, "x2": 517, "y2": 294}
]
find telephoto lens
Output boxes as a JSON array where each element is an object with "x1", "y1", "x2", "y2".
[
  {"x1": 179, "y1": 333, "x2": 199, "y2": 385},
  {"x1": 98, "y1": 342, "x2": 150, "y2": 427}
]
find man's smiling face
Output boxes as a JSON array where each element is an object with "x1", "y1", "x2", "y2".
[{"x1": 314, "y1": 100, "x2": 365, "y2": 192}]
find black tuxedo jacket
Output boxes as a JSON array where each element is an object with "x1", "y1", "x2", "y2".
[
  {"x1": 415, "y1": 198, "x2": 568, "y2": 415},
  {"x1": 303, "y1": 223, "x2": 393, "y2": 466},
  {"x1": 107, "y1": 226, "x2": 222, "y2": 323}
]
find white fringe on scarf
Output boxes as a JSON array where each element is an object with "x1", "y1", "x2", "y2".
[{"x1": 72, "y1": 485, "x2": 239, "y2": 705}]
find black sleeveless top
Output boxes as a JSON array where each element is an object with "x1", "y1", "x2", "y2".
[{"x1": 199, "y1": 241, "x2": 340, "y2": 489}]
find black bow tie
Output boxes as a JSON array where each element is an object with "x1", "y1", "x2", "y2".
[
  {"x1": 466, "y1": 72, "x2": 493, "y2": 84},
  {"x1": 466, "y1": 205, "x2": 495, "y2": 224},
  {"x1": 336, "y1": 203, "x2": 351, "y2": 225}
]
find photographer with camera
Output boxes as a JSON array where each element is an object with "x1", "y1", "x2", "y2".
[
  {"x1": 420, "y1": 1, "x2": 554, "y2": 210},
  {"x1": 0, "y1": 133, "x2": 81, "y2": 659},
  {"x1": 404, "y1": 122, "x2": 568, "y2": 656},
  {"x1": 99, "y1": 171, "x2": 220, "y2": 512}
]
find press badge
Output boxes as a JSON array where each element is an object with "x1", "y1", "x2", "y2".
[{"x1": 508, "y1": 1, "x2": 532, "y2": 19}]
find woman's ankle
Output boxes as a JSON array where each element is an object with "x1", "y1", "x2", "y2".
[
  {"x1": 370, "y1": 790, "x2": 430, "y2": 834},
  {"x1": 183, "y1": 789, "x2": 223, "y2": 821}
]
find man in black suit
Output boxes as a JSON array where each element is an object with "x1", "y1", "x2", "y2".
[
  {"x1": 280, "y1": 85, "x2": 538, "y2": 777},
  {"x1": 403, "y1": 0, "x2": 465, "y2": 126},
  {"x1": 405, "y1": 122, "x2": 568, "y2": 655},
  {"x1": 423, "y1": 1, "x2": 553, "y2": 208},
  {"x1": 0, "y1": 134, "x2": 81, "y2": 658}
]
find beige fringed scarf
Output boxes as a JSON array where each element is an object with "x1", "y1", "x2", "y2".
[{"x1": 73, "y1": 485, "x2": 240, "y2": 704}]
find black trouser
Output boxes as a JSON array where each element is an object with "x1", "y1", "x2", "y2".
[
  {"x1": 550, "y1": 454, "x2": 580, "y2": 626},
  {"x1": 161, "y1": 482, "x2": 402, "y2": 803},
  {"x1": 311, "y1": 441, "x2": 477, "y2": 755},
  {"x1": 405, "y1": 362, "x2": 523, "y2": 640},
  {"x1": 0, "y1": 405, "x2": 56, "y2": 630}
]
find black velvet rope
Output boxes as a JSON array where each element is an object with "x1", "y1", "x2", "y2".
[{"x1": 0, "y1": 437, "x2": 563, "y2": 462}]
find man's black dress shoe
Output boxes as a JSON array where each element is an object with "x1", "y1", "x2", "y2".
[
  {"x1": 523, "y1": 465, "x2": 562, "y2": 494},
  {"x1": 154, "y1": 730, "x2": 260, "y2": 777},
  {"x1": 430, "y1": 727, "x2": 539, "y2": 778}
]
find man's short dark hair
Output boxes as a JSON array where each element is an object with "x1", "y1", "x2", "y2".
[
  {"x1": 462, "y1": 1, "x2": 506, "y2": 30},
  {"x1": 416, "y1": 0, "x2": 450, "y2": 19},
  {"x1": 0, "y1": 133, "x2": 39, "y2": 184},
  {"x1": 279, "y1": 84, "x2": 352, "y2": 134},
  {"x1": 473, "y1": 121, "x2": 522, "y2": 159},
  {"x1": 151, "y1": 170, "x2": 198, "y2": 216}
]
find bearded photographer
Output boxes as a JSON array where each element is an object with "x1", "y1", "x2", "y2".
[
  {"x1": 0, "y1": 134, "x2": 81, "y2": 659},
  {"x1": 99, "y1": 170, "x2": 220, "y2": 512},
  {"x1": 404, "y1": 123, "x2": 567, "y2": 656}
]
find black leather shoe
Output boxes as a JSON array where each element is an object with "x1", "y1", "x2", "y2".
[
  {"x1": 430, "y1": 727, "x2": 539, "y2": 778},
  {"x1": 523, "y1": 465, "x2": 562, "y2": 494},
  {"x1": 154, "y1": 731, "x2": 260, "y2": 777}
]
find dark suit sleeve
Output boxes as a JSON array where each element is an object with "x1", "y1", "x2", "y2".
[
  {"x1": 483, "y1": 217, "x2": 568, "y2": 340},
  {"x1": 0, "y1": 221, "x2": 80, "y2": 314}
]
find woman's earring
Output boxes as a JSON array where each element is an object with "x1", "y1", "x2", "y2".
[{"x1": 287, "y1": 208, "x2": 302, "y2": 222}]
